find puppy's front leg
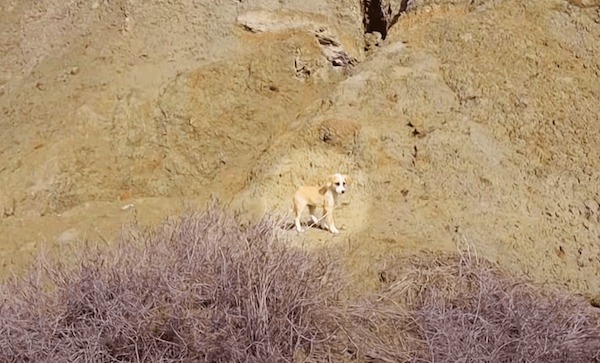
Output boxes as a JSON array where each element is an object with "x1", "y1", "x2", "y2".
[
  {"x1": 324, "y1": 205, "x2": 339, "y2": 234},
  {"x1": 294, "y1": 215, "x2": 303, "y2": 233}
]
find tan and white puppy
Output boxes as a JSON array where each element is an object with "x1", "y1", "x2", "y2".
[{"x1": 293, "y1": 173, "x2": 347, "y2": 234}]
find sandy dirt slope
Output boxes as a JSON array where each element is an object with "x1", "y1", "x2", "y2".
[
  {"x1": 1, "y1": 0, "x2": 600, "y2": 300},
  {"x1": 0, "y1": 0, "x2": 362, "y2": 272}
]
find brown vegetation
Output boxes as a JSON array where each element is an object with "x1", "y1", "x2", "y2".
[
  {"x1": 379, "y1": 252, "x2": 600, "y2": 362},
  {"x1": 1, "y1": 206, "x2": 599, "y2": 362}
]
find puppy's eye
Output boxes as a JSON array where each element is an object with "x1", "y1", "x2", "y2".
[{"x1": 335, "y1": 182, "x2": 340, "y2": 186}]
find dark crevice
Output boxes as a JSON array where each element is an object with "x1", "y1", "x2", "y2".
[
  {"x1": 363, "y1": 0, "x2": 410, "y2": 40},
  {"x1": 363, "y1": 0, "x2": 389, "y2": 38}
]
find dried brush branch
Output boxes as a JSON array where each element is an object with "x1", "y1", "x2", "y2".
[
  {"x1": 377, "y1": 251, "x2": 600, "y2": 363},
  {"x1": 1, "y1": 207, "x2": 599, "y2": 363},
  {"x1": 0, "y1": 205, "x2": 341, "y2": 363}
]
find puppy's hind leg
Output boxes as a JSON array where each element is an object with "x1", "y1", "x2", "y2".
[
  {"x1": 308, "y1": 205, "x2": 319, "y2": 227},
  {"x1": 293, "y1": 197, "x2": 307, "y2": 232}
]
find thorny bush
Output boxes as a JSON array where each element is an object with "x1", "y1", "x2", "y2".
[{"x1": 1, "y1": 205, "x2": 599, "y2": 362}]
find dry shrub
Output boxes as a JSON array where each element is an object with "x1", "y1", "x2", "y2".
[
  {"x1": 1, "y1": 205, "x2": 599, "y2": 363},
  {"x1": 0, "y1": 205, "x2": 341, "y2": 363},
  {"x1": 334, "y1": 296, "x2": 424, "y2": 362},
  {"x1": 377, "y1": 250, "x2": 600, "y2": 363}
]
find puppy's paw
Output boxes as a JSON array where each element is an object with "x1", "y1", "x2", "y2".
[
  {"x1": 296, "y1": 226, "x2": 304, "y2": 233},
  {"x1": 330, "y1": 227, "x2": 340, "y2": 234},
  {"x1": 310, "y1": 215, "x2": 319, "y2": 224}
]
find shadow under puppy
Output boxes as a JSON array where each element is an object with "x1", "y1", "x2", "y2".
[{"x1": 293, "y1": 173, "x2": 347, "y2": 234}]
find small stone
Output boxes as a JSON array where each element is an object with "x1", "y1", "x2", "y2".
[
  {"x1": 121, "y1": 203, "x2": 135, "y2": 211},
  {"x1": 583, "y1": 199, "x2": 599, "y2": 214},
  {"x1": 70, "y1": 67, "x2": 80, "y2": 75},
  {"x1": 332, "y1": 59, "x2": 344, "y2": 67},
  {"x1": 364, "y1": 31, "x2": 383, "y2": 51},
  {"x1": 582, "y1": 219, "x2": 590, "y2": 230}
]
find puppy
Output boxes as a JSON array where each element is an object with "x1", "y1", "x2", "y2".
[{"x1": 293, "y1": 173, "x2": 347, "y2": 234}]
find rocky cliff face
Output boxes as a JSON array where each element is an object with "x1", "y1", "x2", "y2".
[{"x1": 1, "y1": 0, "x2": 599, "y2": 298}]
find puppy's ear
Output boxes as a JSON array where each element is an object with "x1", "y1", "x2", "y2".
[
  {"x1": 325, "y1": 174, "x2": 335, "y2": 188},
  {"x1": 343, "y1": 174, "x2": 350, "y2": 184}
]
